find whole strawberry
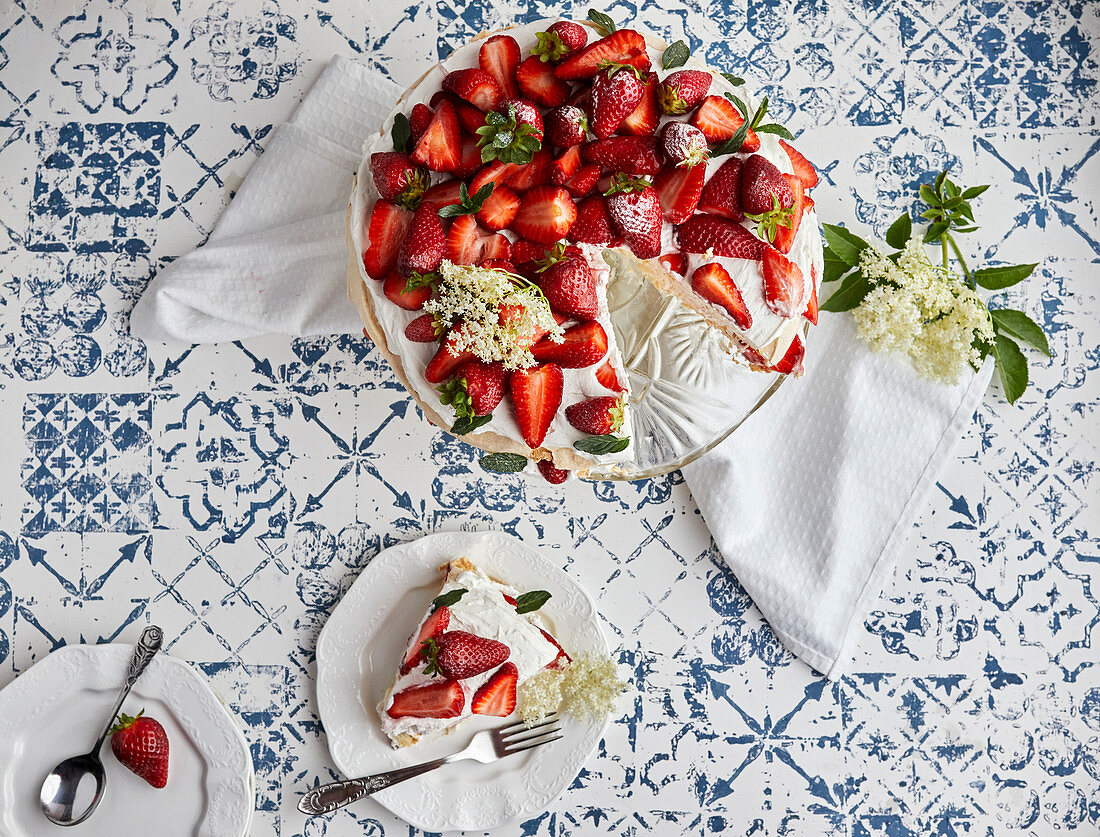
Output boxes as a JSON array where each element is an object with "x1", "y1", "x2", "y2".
[
  {"x1": 660, "y1": 122, "x2": 708, "y2": 168},
  {"x1": 110, "y1": 710, "x2": 169, "y2": 789},
  {"x1": 397, "y1": 203, "x2": 445, "y2": 277},
  {"x1": 369, "y1": 152, "x2": 428, "y2": 210},
  {"x1": 536, "y1": 245, "x2": 599, "y2": 320},
  {"x1": 565, "y1": 395, "x2": 625, "y2": 435},
  {"x1": 423, "y1": 631, "x2": 510, "y2": 679},
  {"x1": 657, "y1": 69, "x2": 712, "y2": 115},
  {"x1": 589, "y1": 63, "x2": 646, "y2": 139},
  {"x1": 439, "y1": 360, "x2": 508, "y2": 418},
  {"x1": 537, "y1": 459, "x2": 569, "y2": 484},
  {"x1": 604, "y1": 174, "x2": 663, "y2": 259},
  {"x1": 544, "y1": 105, "x2": 589, "y2": 147},
  {"x1": 533, "y1": 20, "x2": 588, "y2": 63},
  {"x1": 568, "y1": 195, "x2": 619, "y2": 245}
]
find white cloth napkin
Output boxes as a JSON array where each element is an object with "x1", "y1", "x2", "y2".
[
  {"x1": 130, "y1": 56, "x2": 994, "y2": 677},
  {"x1": 683, "y1": 318, "x2": 993, "y2": 678},
  {"x1": 130, "y1": 57, "x2": 400, "y2": 342}
]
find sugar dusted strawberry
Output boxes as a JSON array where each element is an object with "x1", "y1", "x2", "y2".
[
  {"x1": 536, "y1": 244, "x2": 598, "y2": 321},
  {"x1": 691, "y1": 96, "x2": 760, "y2": 152},
  {"x1": 595, "y1": 359, "x2": 626, "y2": 392},
  {"x1": 442, "y1": 68, "x2": 503, "y2": 112},
  {"x1": 677, "y1": 214, "x2": 768, "y2": 259},
  {"x1": 549, "y1": 145, "x2": 583, "y2": 184},
  {"x1": 512, "y1": 185, "x2": 577, "y2": 244},
  {"x1": 565, "y1": 395, "x2": 625, "y2": 435},
  {"x1": 533, "y1": 20, "x2": 588, "y2": 63},
  {"x1": 691, "y1": 262, "x2": 752, "y2": 329},
  {"x1": 660, "y1": 122, "x2": 709, "y2": 168},
  {"x1": 779, "y1": 139, "x2": 819, "y2": 189},
  {"x1": 401, "y1": 604, "x2": 450, "y2": 673},
  {"x1": 506, "y1": 148, "x2": 552, "y2": 191},
  {"x1": 771, "y1": 333, "x2": 805, "y2": 375},
  {"x1": 741, "y1": 154, "x2": 794, "y2": 216},
  {"x1": 384, "y1": 271, "x2": 433, "y2": 310},
  {"x1": 762, "y1": 248, "x2": 805, "y2": 318},
  {"x1": 510, "y1": 363, "x2": 564, "y2": 448},
  {"x1": 532, "y1": 321, "x2": 608, "y2": 368},
  {"x1": 363, "y1": 201, "x2": 410, "y2": 280},
  {"x1": 405, "y1": 313, "x2": 442, "y2": 343},
  {"x1": 589, "y1": 63, "x2": 646, "y2": 139},
  {"x1": 370, "y1": 152, "x2": 428, "y2": 210},
  {"x1": 442, "y1": 360, "x2": 508, "y2": 417},
  {"x1": 555, "y1": 29, "x2": 649, "y2": 80},
  {"x1": 410, "y1": 99, "x2": 461, "y2": 172},
  {"x1": 110, "y1": 711, "x2": 169, "y2": 788},
  {"x1": 478, "y1": 100, "x2": 544, "y2": 166},
  {"x1": 619, "y1": 71, "x2": 659, "y2": 135},
  {"x1": 568, "y1": 195, "x2": 617, "y2": 245},
  {"x1": 698, "y1": 156, "x2": 744, "y2": 221},
  {"x1": 422, "y1": 178, "x2": 465, "y2": 209},
  {"x1": 772, "y1": 173, "x2": 805, "y2": 254},
  {"x1": 604, "y1": 174, "x2": 663, "y2": 259},
  {"x1": 512, "y1": 238, "x2": 549, "y2": 267},
  {"x1": 537, "y1": 459, "x2": 570, "y2": 484},
  {"x1": 425, "y1": 335, "x2": 475, "y2": 384},
  {"x1": 653, "y1": 162, "x2": 705, "y2": 224},
  {"x1": 516, "y1": 56, "x2": 571, "y2": 107},
  {"x1": 397, "y1": 203, "x2": 445, "y2": 276},
  {"x1": 479, "y1": 34, "x2": 521, "y2": 99},
  {"x1": 476, "y1": 185, "x2": 521, "y2": 231},
  {"x1": 658, "y1": 69, "x2": 712, "y2": 115},
  {"x1": 545, "y1": 105, "x2": 589, "y2": 148},
  {"x1": 471, "y1": 662, "x2": 519, "y2": 716},
  {"x1": 583, "y1": 135, "x2": 663, "y2": 176},
  {"x1": 409, "y1": 103, "x2": 434, "y2": 142},
  {"x1": 387, "y1": 680, "x2": 465, "y2": 719},
  {"x1": 658, "y1": 252, "x2": 687, "y2": 276},
  {"x1": 563, "y1": 163, "x2": 601, "y2": 198}
]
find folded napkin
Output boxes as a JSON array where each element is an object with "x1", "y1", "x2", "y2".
[{"x1": 131, "y1": 56, "x2": 994, "y2": 677}]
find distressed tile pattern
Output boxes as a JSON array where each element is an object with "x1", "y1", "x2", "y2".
[{"x1": 0, "y1": 0, "x2": 1097, "y2": 835}]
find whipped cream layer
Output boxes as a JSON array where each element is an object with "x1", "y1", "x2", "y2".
[{"x1": 379, "y1": 564, "x2": 559, "y2": 746}]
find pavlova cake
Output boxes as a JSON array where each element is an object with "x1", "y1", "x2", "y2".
[{"x1": 349, "y1": 12, "x2": 823, "y2": 482}]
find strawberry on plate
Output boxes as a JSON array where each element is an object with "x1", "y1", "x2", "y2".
[
  {"x1": 540, "y1": 628, "x2": 572, "y2": 668},
  {"x1": 653, "y1": 162, "x2": 705, "y2": 224},
  {"x1": 445, "y1": 360, "x2": 509, "y2": 417},
  {"x1": 476, "y1": 185, "x2": 521, "y2": 231},
  {"x1": 442, "y1": 68, "x2": 503, "y2": 112},
  {"x1": 532, "y1": 321, "x2": 608, "y2": 368},
  {"x1": 453, "y1": 135, "x2": 484, "y2": 179},
  {"x1": 582, "y1": 135, "x2": 663, "y2": 176},
  {"x1": 510, "y1": 363, "x2": 564, "y2": 448},
  {"x1": 761, "y1": 247, "x2": 805, "y2": 318},
  {"x1": 425, "y1": 335, "x2": 476, "y2": 384},
  {"x1": 660, "y1": 121, "x2": 709, "y2": 168},
  {"x1": 545, "y1": 105, "x2": 589, "y2": 148},
  {"x1": 532, "y1": 20, "x2": 588, "y2": 63},
  {"x1": 401, "y1": 604, "x2": 450, "y2": 673},
  {"x1": 384, "y1": 271, "x2": 433, "y2": 310},
  {"x1": 405, "y1": 313, "x2": 442, "y2": 342},
  {"x1": 589, "y1": 63, "x2": 646, "y2": 139},
  {"x1": 479, "y1": 35, "x2": 521, "y2": 99},
  {"x1": 370, "y1": 152, "x2": 428, "y2": 209},
  {"x1": 691, "y1": 262, "x2": 752, "y2": 329},
  {"x1": 470, "y1": 662, "x2": 519, "y2": 716},
  {"x1": 657, "y1": 69, "x2": 712, "y2": 115},
  {"x1": 423, "y1": 630, "x2": 510, "y2": 679},
  {"x1": 446, "y1": 214, "x2": 511, "y2": 265},
  {"x1": 409, "y1": 103, "x2": 433, "y2": 142},
  {"x1": 537, "y1": 459, "x2": 569, "y2": 483},
  {"x1": 568, "y1": 195, "x2": 618, "y2": 245},
  {"x1": 604, "y1": 174, "x2": 663, "y2": 259},
  {"x1": 387, "y1": 680, "x2": 465, "y2": 719},
  {"x1": 565, "y1": 395, "x2": 625, "y2": 435},
  {"x1": 110, "y1": 711, "x2": 170, "y2": 789},
  {"x1": 363, "y1": 200, "x2": 410, "y2": 280},
  {"x1": 422, "y1": 178, "x2": 465, "y2": 209},
  {"x1": 691, "y1": 95, "x2": 761, "y2": 152},
  {"x1": 516, "y1": 55, "x2": 571, "y2": 107},
  {"x1": 697, "y1": 156, "x2": 744, "y2": 221},
  {"x1": 741, "y1": 154, "x2": 794, "y2": 215},
  {"x1": 410, "y1": 99, "x2": 462, "y2": 172},
  {"x1": 506, "y1": 148, "x2": 552, "y2": 191},
  {"x1": 555, "y1": 29, "x2": 649, "y2": 80},
  {"x1": 397, "y1": 203, "x2": 445, "y2": 276},
  {"x1": 779, "y1": 138, "x2": 819, "y2": 189},
  {"x1": 511, "y1": 185, "x2": 577, "y2": 244},
  {"x1": 619, "y1": 71, "x2": 659, "y2": 135},
  {"x1": 677, "y1": 213, "x2": 769, "y2": 259},
  {"x1": 771, "y1": 333, "x2": 805, "y2": 375},
  {"x1": 535, "y1": 244, "x2": 598, "y2": 320}
]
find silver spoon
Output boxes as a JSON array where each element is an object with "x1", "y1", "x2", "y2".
[{"x1": 40, "y1": 625, "x2": 164, "y2": 826}]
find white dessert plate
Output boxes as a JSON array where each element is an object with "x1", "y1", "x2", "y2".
[
  {"x1": 0, "y1": 644, "x2": 254, "y2": 837},
  {"x1": 315, "y1": 529, "x2": 611, "y2": 832}
]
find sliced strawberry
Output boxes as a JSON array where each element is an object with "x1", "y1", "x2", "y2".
[
  {"x1": 429, "y1": 90, "x2": 486, "y2": 135},
  {"x1": 741, "y1": 154, "x2": 794, "y2": 216},
  {"x1": 516, "y1": 56, "x2": 571, "y2": 107},
  {"x1": 453, "y1": 134, "x2": 484, "y2": 179},
  {"x1": 480, "y1": 233, "x2": 512, "y2": 262},
  {"x1": 446, "y1": 214, "x2": 501, "y2": 265},
  {"x1": 563, "y1": 163, "x2": 601, "y2": 198},
  {"x1": 532, "y1": 321, "x2": 608, "y2": 368},
  {"x1": 691, "y1": 262, "x2": 752, "y2": 329},
  {"x1": 410, "y1": 99, "x2": 461, "y2": 172},
  {"x1": 422, "y1": 178, "x2": 465, "y2": 209},
  {"x1": 804, "y1": 273, "x2": 819, "y2": 325},
  {"x1": 481, "y1": 258, "x2": 516, "y2": 272},
  {"x1": 404, "y1": 313, "x2": 441, "y2": 343},
  {"x1": 742, "y1": 345, "x2": 770, "y2": 368},
  {"x1": 387, "y1": 679, "x2": 464, "y2": 719},
  {"x1": 619, "y1": 71, "x2": 659, "y2": 135},
  {"x1": 511, "y1": 185, "x2": 577, "y2": 244},
  {"x1": 565, "y1": 395, "x2": 625, "y2": 435},
  {"x1": 771, "y1": 333, "x2": 805, "y2": 375},
  {"x1": 470, "y1": 160, "x2": 521, "y2": 195},
  {"x1": 589, "y1": 64, "x2": 646, "y2": 139},
  {"x1": 658, "y1": 252, "x2": 687, "y2": 276},
  {"x1": 506, "y1": 148, "x2": 552, "y2": 191},
  {"x1": 476, "y1": 185, "x2": 521, "y2": 231},
  {"x1": 442, "y1": 68, "x2": 503, "y2": 112},
  {"x1": 691, "y1": 96, "x2": 761, "y2": 152},
  {"x1": 657, "y1": 69, "x2": 712, "y2": 115},
  {"x1": 568, "y1": 195, "x2": 617, "y2": 245},
  {"x1": 555, "y1": 29, "x2": 650, "y2": 80},
  {"x1": 479, "y1": 34, "x2": 521, "y2": 99},
  {"x1": 401, "y1": 604, "x2": 450, "y2": 673},
  {"x1": 653, "y1": 162, "x2": 705, "y2": 224},
  {"x1": 397, "y1": 203, "x2": 445, "y2": 276},
  {"x1": 537, "y1": 246, "x2": 598, "y2": 320},
  {"x1": 510, "y1": 363, "x2": 564, "y2": 448},
  {"x1": 779, "y1": 139, "x2": 819, "y2": 189},
  {"x1": 425, "y1": 334, "x2": 476, "y2": 384},
  {"x1": 772, "y1": 173, "x2": 805, "y2": 254},
  {"x1": 363, "y1": 201, "x2": 410, "y2": 280},
  {"x1": 605, "y1": 176, "x2": 663, "y2": 259},
  {"x1": 761, "y1": 247, "x2": 805, "y2": 318},
  {"x1": 582, "y1": 136, "x2": 663, "y2": 176},
  {"x1": 595, "y1": 359, "x2": 626, "y2": 393},
  {"x1": 677, "y1": 214, "x2": 769, "y2": 259},
  {"x1": 470, "y1": 662, "x2": 518, "y2": 716},
  {"x1": 537, "y1": 459, "x2": 569, "y2": 484},
  {"x1": 409, "y1": 103, "x2": 434, "y2": 142},
  {"x1": 698, "y1": 157, "x2": 744, "y2": 221},
  {"x1": 545, "y1": 105, "x2": 589, "y2": 148},
  {"x1": 540, "y1": 628, "x2": 572, "y2": 669},
  {"x1": 549, "y1": 145, "x2": 583, "y2": 184},
  {"x1": 383, "y1": 271, "x2": 432, "y2": 310}
]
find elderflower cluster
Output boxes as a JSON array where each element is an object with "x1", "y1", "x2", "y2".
[
  {"x1": 424, "y1": 261, "x2": 564, "y2": 371},
  {"x1": 519, "y1": 653, "x2": 630, "y2": 726},
  {"x1": 852, "y1": 239, "x2": 993, "y2": 383}
]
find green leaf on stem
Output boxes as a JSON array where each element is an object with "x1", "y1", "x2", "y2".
[
  {"x1": 972, "y1": 263, "x2": 1038, "y2": 290},
  {"x1": 991, "y1": 308, "x2": 1051, "y2": 356},
  {"x1": 392, "y1": 113, "x2": 412, "y2": 153},
  {"x1": 821, "y1": 224, "x2": 868, "y2": 267},
  {"x1": 819, "y1": 270, "x2": 872, "y2": 313},
  {"x1": 923, "y1": 220, "x2": 950, "y2": 243},
  {"x1": 961, "y1": 184, "x2": 990, "y2": 199},
  {"x1": 822, "y1": 247, "x2": 851, "y2": 282},
  {"x1": 885, "y1": 213, "x2": 912, "y2": 249},
  {"x1": 992, "y1": 334, "x2": 1028, "y2": 404}
]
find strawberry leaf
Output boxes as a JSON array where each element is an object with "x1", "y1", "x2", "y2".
[
  {"x1": 587, "y1": 9, "x2": 616, "y2": 36},
  {"x1": 404, "y1": 271, "x2": 439, "y2": 293},
  {"x1": 431, "y1": 588, "x2": 467, "y2": 611},
  {"x1": 515, "y1": 590, "x2": 552, "y2": 613},
  {"x1": 574, "y1": 434, "x2": 630, "y2": 454},
  {"x1": 885, "y1": 212, "x2": 912, "y2": 250},
  {"x1": 662, "y1": 40, "x2": 690, "y2": 69},
  {"x1": 991, "y1": 308, "x2": 1051, "y2": 356},
  {"x1": 972, "y1": 263, "x2": 1037, "y2": 290},
  {"x1": 392, "y1": 113, "x2": 412, "y2": 153},
  {"x1": 993, "y1": 333, "x2": 1028, "y2": 404},
  {"x1": 451, "y1": 414, "x2": 493, "y2": 436},
  {"x1": 479, "y1": 452, "x2": 529, "y2": 473}
]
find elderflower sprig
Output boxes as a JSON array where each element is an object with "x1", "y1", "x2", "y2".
[{"x1": 819, "y1": 168, "x2": 1050, "y2": 403}]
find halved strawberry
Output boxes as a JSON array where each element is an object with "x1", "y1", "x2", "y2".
[
  {"x1": 563, "y1": 163, "x2": 601, "y2": 198},
  {"x1": 452, "y1": 135, "x2": 483, "y2": 180},
  {"x1": 771, "y1": 333, "x2": 805, "y2": 375},
  {"x1": 446, "y1": 214, "x2": 510, "y2": 265},
  {"x1": 476, "y1": 185, "x2": 521, "y2": 231},
  {"x1": 410, "y1": 99, "x2": 461, "y2": 172},
  {"x1": 691, "y1": 262, "x2": 752, "y2": 329},
  {"x1": 619, "y1": 71, "x2": 659, "y2": 135},
  {"x1": 658, "y1": 252, "x2": 688, "y2": 276},
  {"x1": 383, "y1": 271, "x2": 432, "y2": 310},
  {"x1": 677, "y1": 214, "x2": 768, "y2": 259},
  {"x1": 516, "y1": 56, "x2": 571, "y2": 107},
  {"x1": 480, "y1": 233, "x2": 512, "y2": 262},
  {"x1": 533, "y1": 20, "x2": 588, "y2": 63},
  {"x1": 549, "y1": 145, "x2": 583, "y2": 184},
  {"x1": 779, "y1": 139, "x2": 819, "y2": 189},
  {"x1": 507, "y1": 148, "x2": 552, "y2": 191},
  {"x1": 511, "y1": 185, "x2": 577, "y2": 244},
  {"x1": 595, "y1": 359, "x2": 626, "y2": 393},
  {"x1": 401, "y1": 604, "x2": 450, "y2": 673},
  {"x1": 582, "y1": 136, "x2": 663, "y2": 176},
  {"x1": 429, "y1": 90, "x2": 486, "y2": 135},
  {"x1": 387, "y1": 679, "x2": 464, "y2": 719},
  {"x1": 568, "y1": 195, "x2": 618, "y2": 245},
  {"x1": 425, "y1": 333, "x2": 475, "y2": 384},
  {"x1": 532, "y1": 321, "x2": 608, "y2": 368},
  {"x1": 422, "y1": 179, "x2": 465, "y2": 209},
  {"x1": 761, "y1": 247, "x2": 805, "y2": 318},
  {"x1": 363, "y1": 201, "x2": 410, "y2": 280},
  {"x1": 470, "y1": 662, "x2": 518, "y2": 716},
  {"x1": 404, "y1": 313, "x2": 441, "y2": 342},
  {"x1": 470, "y1": 160, "x2": 521, "y2": 195},
  {"x1": 545, "y1": 105, "x2": 589, "y2": 148},
  {"x1": 803, "y1": 272, "x2": 819, "y2": 325},
  {"x1": 691, "y1": 96, "x2": 761, "y2": 152},
  {"x1": 397, "y1": 203, "x2": 445, "y2": 276},
  {"x1": 510, "y1": 363, "x2": 564, "y2": 448},
  {"x1": 442, "y1": 68, "x2": 503, "y2": 112},
  {"x1": 741, "y1": 154, "x2": 794, "y2": 216},
  {"x1": 479, "y1": 34, "x2": 521, "y2": 99},
  {"x1": 653, "y1": 162, "x2": 705, "y2": 224},
  {"x1": 537, "y1": 459, "x2": 569, "y2": 484},
  {"x1": 540, "y1": 628, "x2": 572, "y2": 669},
  {"x1": 555, "y1": 29, "x2": 650, "y2": 80},
  {"x1": 772, "y1": 173, "x2": 805, "y2": 254},
  {"x1": 698, "y1": 157, "x2": 744, "y2": 221}
]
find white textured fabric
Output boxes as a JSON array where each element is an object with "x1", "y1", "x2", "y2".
[
  {"x1": 130, "y1": 57, "x2": 400, "y2": 343},
  {"x1": 682, "y1": 314, "x2": 994, "y2": 678}
]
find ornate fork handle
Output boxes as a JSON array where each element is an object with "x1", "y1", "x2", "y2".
[{"x1": 298, "y1": 757, "x2": 449, "y2": 816}]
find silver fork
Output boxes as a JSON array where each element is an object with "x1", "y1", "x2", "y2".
[{"x1": 297, "y1": 714, "x2": 562, "y2": 816}]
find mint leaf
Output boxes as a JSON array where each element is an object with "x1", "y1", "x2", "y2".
[
  {"x1": 478, "y1": 452, "x2": 529, "y2": 473},
  {"x1": 587, "y1": 9, "x2": 616, "y2": 36},
  {"x1": 819, "y1": 270, "x2": 872, "y2": 313},
  {"x1": 885, "y1": 213, "x2": 912, "y2": 250},
  {"x1": 438, "y1": 182, "x2": 495, "y2": 218},
  {"x1": 574, "y1": 434, "x2": 629, "y2": 455},
  {"x1": 993, "y1": 333, "x2": 1028, "y2": 404},
  {"x1": 392, "y1": 113, "x2": 412, "y2": 153},
  {"x1": 972, "y1": 263, "x2": 1038, "y2": 290},
  {"x1": 450, "y1": 414, "x2": 493, "y2": 436},
  {"x1": 991, "y1": 308, "x2": 1051, "y2": 356},
  {"x1": 662, "y1": 40, "x2": 689, "y2": 69},
  {"x1": 755, "y1": 123, "x2": 795, "y2": 140},
  {"x1": 432, "y1": 588, "x2": 467, "y2": 611},
  {"x1": 821, "y1": 224, "x2": 868, "y2": 267},
  {"x1": 514, "y1": 590, "x2": 552, "y2": 614},
  {"x1": 721, "y1": 73, "x2": 744, "y2": 86}
]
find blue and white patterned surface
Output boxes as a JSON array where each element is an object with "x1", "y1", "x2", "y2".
[{"x1": 1, "y1": 1, "x2": 1098, "y2": 834}]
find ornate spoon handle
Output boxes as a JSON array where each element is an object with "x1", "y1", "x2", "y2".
[
  {"x1": 92, "y1": 625, "x2": 164, "y2": 753},
  {"x1": 298, "y1": 757, "x2": 449, "y2": 816}
]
